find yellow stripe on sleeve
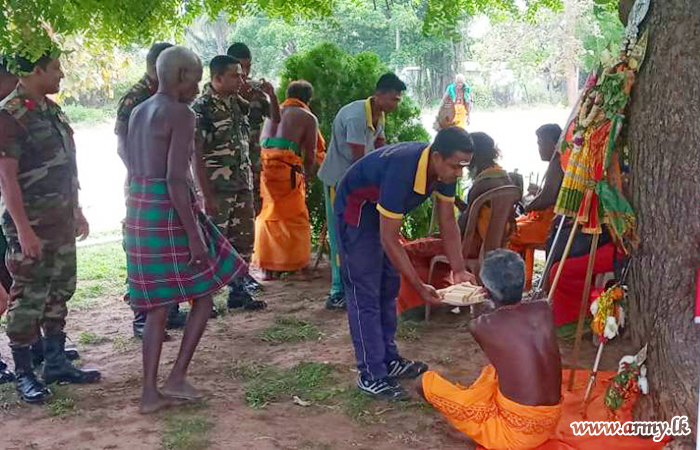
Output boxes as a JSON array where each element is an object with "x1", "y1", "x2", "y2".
[{"x1": 377, "y1": 204, "x2": 404, "y2": 220}]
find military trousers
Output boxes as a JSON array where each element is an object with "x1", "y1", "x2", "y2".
[
  {"x1": 210, "y1": 188, "x2": 256, "y2": 264},
  {"x1": 3, "y1": 217, "x2": 76, "y2": 345}
]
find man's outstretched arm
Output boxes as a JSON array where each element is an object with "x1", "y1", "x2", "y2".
[{"x1": 379, "y1": 214, "x2": 442, "y2": 304}]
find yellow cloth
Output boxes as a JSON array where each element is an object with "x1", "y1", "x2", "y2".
[
  {"x1": 423, "y1": 366, "x2": 562, "y2": 450},
  {"x1": 280, "y1": 98, "x2": 327, "y2": 165},
  {"x1": 253, "y1": 148, "x2": 311, "y2": 271},
  {"x1": 452, "y1": 103, "x2": 468, "y2": 129}
]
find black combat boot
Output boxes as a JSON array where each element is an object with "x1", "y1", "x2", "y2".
[
  {"x1": 11, "y1": 344, "x2": 50, "y2": 403},
  {"x1": 43, "y1": 332, "x2": 101, "y2": 385},
  {"x1": 30, "y1": 334, "x2": 81, "y2": 368},
  {"x1": 0, "y1": 354, "x2": 15, "y2": 384}
]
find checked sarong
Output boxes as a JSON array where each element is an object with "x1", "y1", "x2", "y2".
[{"x1": 125, "y1": 177, "x2": 246, "y2": 311}]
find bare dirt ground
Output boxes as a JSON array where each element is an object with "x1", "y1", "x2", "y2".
[{"x1": 0, "y1": 256, "x2": 639, "y2": 450}]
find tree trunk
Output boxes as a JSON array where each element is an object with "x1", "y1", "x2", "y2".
[{"x1": 627, "y1": 0, "x2": 700, "y2": 441}]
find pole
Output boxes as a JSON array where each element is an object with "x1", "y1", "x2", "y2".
[
  {"x1": 547, "y1": 221, "x2": 579, "y2": 305},
  {"x1": 582, "y1": 341, "x2": 605, "y2": 414},
  {"x1": 534, "y1": 215, "x2": 566, "y2": 297},
  {"x1": 567, "y1": 233, "x2": 600, "y2": 392}
]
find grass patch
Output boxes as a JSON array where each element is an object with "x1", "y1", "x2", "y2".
[
  {"x1": 396, "y1": 320, "x2": 425, "y2": 342},
  {"x1": 112, "y1": 335, "x2": 137, "y2": 353},
  {"x1": 162, "y1": 415, "x2": 213, "y2": 450},
  {"x1": 229, "y1": 361, "x2": 336, "y2": 409},
  {"x1": 63, "y1": 104, "x2": 114, "y2": 126},
  {"x1": 45, "y1": 385, "x2": 77, "y2": 417},
  {"x1": 337, "y1": 387, "x2": 374, "y2": 424},
  {"x1": 78, "y1": 331, "x2": 108, "y2": 345},
  {"x1": 72, "y1": 242, "x2": 126, "y2": 310},
  {"x1": 259, "y1": 317, "x2": 321, "y2": 344},
  {"x1": 0, "y1": 383, "x2": 17, "y2": 405}
]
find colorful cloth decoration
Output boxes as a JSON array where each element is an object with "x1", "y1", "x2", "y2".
[
  {"x1": 554, "y1": 8, "x2": 650, "y2": 253},
  {"x1": 604, "y1": 345, "x2": 649, "y2": 419}
]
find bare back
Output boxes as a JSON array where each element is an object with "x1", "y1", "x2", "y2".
[
  {"x1": 469, "y1": 301, "x2": 562, "y2": 406},
  {"x1": 126, "y1": 93, "x2": 195, "y2": 178},
  {"x1": 262, "y1": 106, "x2": 317, "y2": 164}
]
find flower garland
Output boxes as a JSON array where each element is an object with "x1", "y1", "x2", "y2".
[
  {"x1": 604, "y1": 353, "x2": 649, "y2": 419},
  {"x1": 590, "y1": 285, "x2": 626, "y2": 343}
]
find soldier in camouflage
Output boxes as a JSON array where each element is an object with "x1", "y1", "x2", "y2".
[
  {"x1": 114, "y1": 42, "x2": 191, "y2": 337},
  {"x1": 0, "y1": 52, "x2": 101, "y2": 403},
  {"x1": 227, "y1": 43, "x2": 280, "y2": 220},
  {"x1": 0, "y1": 59, "x2": 17, "y2": 385},
  {"x1": 192, "y1": 55, "x2": 266, "y2": 310}
]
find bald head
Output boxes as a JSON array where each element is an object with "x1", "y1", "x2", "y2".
[{"x1": 156, "y1": 46, "x2": 202, "y2": 104}]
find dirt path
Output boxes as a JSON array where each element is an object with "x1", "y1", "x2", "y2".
[{"x1": 0, "y1": 261, "x2": 638, "y2": 450}]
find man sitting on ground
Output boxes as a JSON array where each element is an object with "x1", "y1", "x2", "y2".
[
  {"x1": 508, "y1": 124, "x2": 563, "y2": 290},
  {"x1": 418, "y1": 249, "x2": 562, "y2": 449}
]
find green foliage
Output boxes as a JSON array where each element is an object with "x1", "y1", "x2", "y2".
[
  {"x1": 259, "y1": 316, "x2": 322, "y2": 344},
  {"x1": 599, "y1": 71, "x2": 628, "y2": 119},
  {"x1": 162, "y1": 416, "x2": 213, "y2": 450},
  {"x1": 229, "y1": 361, "x2": 336, "y2": 408},
  {"x1": 77, "y1": 331, "x2": 108, "y2": 346},
  {"x1": 62, "y1": 105, "x2": 114, "y2": 126},
  {"x1": 278, "y1": 42, "x2": 429, "y2": 239},
  {"x1": 0, "y1": 0, "x2": 333, "y2": 68}
]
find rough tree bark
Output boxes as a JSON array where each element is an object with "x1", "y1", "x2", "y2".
[{"x1": 626, "y1": 0, "x2": 700, "y2": 440}]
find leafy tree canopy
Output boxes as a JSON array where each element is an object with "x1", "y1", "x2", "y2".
[{"x1": 0, "y1": 0, "x2": 599, "y2": 70}]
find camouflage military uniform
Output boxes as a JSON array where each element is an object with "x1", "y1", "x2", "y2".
[
  {"x1": 0, "y1": 86, "x2": 80, "y2": 345},
  {"x1": 192, "y1": 83, "x2": 255, "y2": 261},
  {"x1": 243, "y1": 85, "x2": 270, "y2": 215},
  {"x1": 114, "y1": 74, "x2": 156, "y2": 136}
]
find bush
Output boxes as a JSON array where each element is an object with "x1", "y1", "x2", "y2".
[{"x1": 277, "y1": 43, "x2": 430, "y2": 243}]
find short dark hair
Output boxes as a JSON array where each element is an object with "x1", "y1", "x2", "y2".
[
  {"x1": 209, "y1": 55, "x2": 240, "y2": 78},
  {"x1": 227, "y1": 42, "x2": 252, "y2": 60},
  {"x1": 468, "y1": 132, "x2": 500, "y2": 174},
  {"x1": 480, "y1": 249, "x2": 525, "y2": 305},
  {"x1": 432, "y1": 126, "x2": 474, "y2": 158},
  {"x1": 375, "y1": 73, "x2": 406, "y2": 93},
  {"x1": 536, "y1": 123, "x2": 562, "y2": 144},
  {"x1": 286, "y1": 80, "x2": 313, "y2": 104},
  {"x1": 10, "y1": 53, "x2": 52, "y2": 75},
  {"x1": 146, "y1": 42, "x2": 173, "y2": 69}
]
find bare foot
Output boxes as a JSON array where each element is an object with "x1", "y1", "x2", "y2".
[
  {"x1": 162, "y1": 379, "x2": 205, "y2": 401},
  {"x1": 139, "y1": 391, "x2": 177, "y2": 414}
]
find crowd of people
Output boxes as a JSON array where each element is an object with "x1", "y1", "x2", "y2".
[{"x1": 0, "y1": 39, "x2": 614, "y2": 448}]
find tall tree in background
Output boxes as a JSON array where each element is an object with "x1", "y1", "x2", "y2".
[{"x1": 625, "y1": 0, "x2": 700, "y2": 434}]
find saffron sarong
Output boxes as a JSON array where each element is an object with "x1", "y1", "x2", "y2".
[
  {"x1": 125, "y1": 177, "x2": 246, "y2": 311},
  {"x1": 253, "y1": 138, "x2": 311, "y2": 272},
  {"x1": 508, "y1": 207, "x2": 556, "y2": 290},
  {"x1": 423, "y1": 366, "x2": 562, "y2": 449}
]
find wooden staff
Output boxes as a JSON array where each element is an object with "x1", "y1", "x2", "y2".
[
  {"x1": 546, "y1": 221, "x2": 579, "y2": 304},
  {"x1": 533, "y1": 215, "x2": 566, "y2": 297},
  {"x1": 567, "y1": 232, "x2": 600, "y2": 392}
]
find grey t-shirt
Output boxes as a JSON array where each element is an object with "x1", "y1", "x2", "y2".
[{"x1": 318, "y1": 99, "x2": 386, "y2": 186}]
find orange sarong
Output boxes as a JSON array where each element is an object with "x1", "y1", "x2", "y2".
[
  {"x1": 423, "y1": 366, "x2": 562, "y2": 449},
  {"x1": 424, "y1": 366, "x2": 669, "y2": 450},
  {"x1": 508, "y1": 207, "x2": 556, "y2": 290},
  {"x1": 253, "y1": 147, "x2": 311, "y2": 272}
]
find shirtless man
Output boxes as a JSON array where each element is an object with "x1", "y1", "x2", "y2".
[
  {"x1": 125, "y1": 46, "x2": 247, "y2": 413},
  {"x1": 253, "y1": 81, "x2": 321, "y2": 276},
  {"x1": 418, "y1": 249, "x2": 562, "y2": 448}
]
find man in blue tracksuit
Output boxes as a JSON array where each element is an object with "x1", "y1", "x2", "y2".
[{"x1": 334, "y1": 126, "x2": 477, "y2": 400}]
